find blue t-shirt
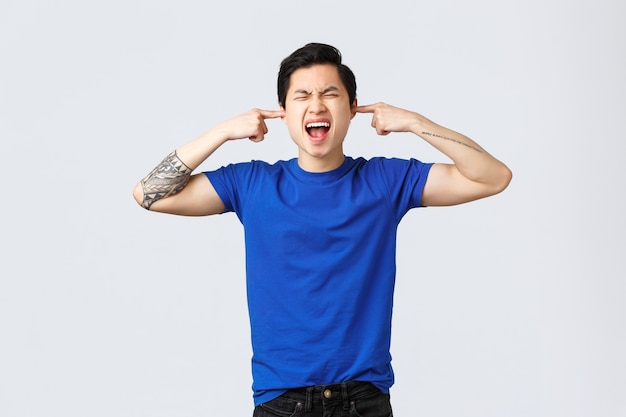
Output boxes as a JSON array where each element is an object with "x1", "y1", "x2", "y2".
[{"x1": 204, "y1": 156, "x2": 432, "y2": 405}]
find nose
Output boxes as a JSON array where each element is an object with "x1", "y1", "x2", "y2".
[{"x1": 308, "y1": 95, "x2": 327, "y2": 113}]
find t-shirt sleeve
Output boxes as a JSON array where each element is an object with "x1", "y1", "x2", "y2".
[
  {"x1": 203, "y1": 168, "x2": 234, "y2": 213},
  {"x1": 374, "y1": 157, "x2": 433, "y2": 219},
  {"x1": 203, "y1": 162, "x2": 254, "y2": 216}
]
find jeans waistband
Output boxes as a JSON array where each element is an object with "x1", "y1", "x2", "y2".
[{"x1": 285, "y1": 381, "x2": 380, "y2": 412}]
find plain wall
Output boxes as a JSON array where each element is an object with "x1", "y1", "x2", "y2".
[{"x1": 1, "y1": 1, "x2": 624, "y2": 416}]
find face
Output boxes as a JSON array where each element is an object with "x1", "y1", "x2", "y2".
[{"x1": 281, "y1": 64, "x2": 357, "y2": 172}]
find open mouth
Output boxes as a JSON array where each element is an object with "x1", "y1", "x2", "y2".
[{"x1": 305, "y1": 121, "x2": 330, "y2": 139}]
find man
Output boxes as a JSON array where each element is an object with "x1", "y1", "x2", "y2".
[{"x1": 133, "y1": 43, "x2": 511, "y2": 417}]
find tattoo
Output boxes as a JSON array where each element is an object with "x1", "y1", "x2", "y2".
[
  {"x1": 422, "y1": 131, "x2": 483, "y2": 153},
  {"x1": 140, "y1": 151, "x2": 192, "y2": 209}
]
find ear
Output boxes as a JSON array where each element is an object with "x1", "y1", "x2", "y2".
[
  {"x1": 279, "y1": 103, "x2": 287, "y2": 123},
  {"x1": 350, "y1": 98, "x2": 358, "y2": 119}
]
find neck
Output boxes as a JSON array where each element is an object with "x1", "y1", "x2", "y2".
[{"x1": 297, "y1": 153, "x2": 345, "y2": 173}]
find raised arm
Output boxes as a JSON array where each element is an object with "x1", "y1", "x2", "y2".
[
  {"x1": 356, "y1": 102, "x2": 512, "y2": 206},
  {"x1": 132, "y1": 108, "x2": 285, "y2": 215}
]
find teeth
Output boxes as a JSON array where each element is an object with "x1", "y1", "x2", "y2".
[{"x1": 306, "y1": 122, "x2": 330, "y2": 128}]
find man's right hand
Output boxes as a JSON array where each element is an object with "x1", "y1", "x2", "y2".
[{"x1": 212, "y1": 108, "x2": 285, "y2": 143}]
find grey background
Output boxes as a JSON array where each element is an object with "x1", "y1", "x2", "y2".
[{"x1": 1, "y1": 0, "x2": 624, "y2": 416}]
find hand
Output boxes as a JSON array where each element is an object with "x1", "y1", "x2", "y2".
[
  {"x1": 215, "y1": 108, "x2": 285, "y2": 143},
  {"x1": 356, "y1": 102, "x2": 420, "y2": 136}
]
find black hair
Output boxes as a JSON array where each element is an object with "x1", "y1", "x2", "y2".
[{"x1": 277, "y1": 43, "x2": 357, "y2": 108}]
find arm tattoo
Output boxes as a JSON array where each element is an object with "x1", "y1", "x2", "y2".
[
  {"x1": 140, "y1": 151, "x2": 192, "y2": 209},
  {"x1": 422, "y1": 131, "x2": 483, "y2": 153}
]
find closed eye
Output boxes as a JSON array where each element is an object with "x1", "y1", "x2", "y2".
[{"x1": 293, "y1": 89, "x2": 311, "y2": 101}]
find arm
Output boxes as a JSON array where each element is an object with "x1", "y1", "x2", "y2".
[
  {"x1": 356, "y1": 102, "x2": 512, "y2": 206},
  {"x1": 132, "y1": 108, "x2": 285, "y2": 215}
]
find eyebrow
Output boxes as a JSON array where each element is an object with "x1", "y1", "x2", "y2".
[{"x1": 293, "y1": 86, "x2": 341, "y2": 95}]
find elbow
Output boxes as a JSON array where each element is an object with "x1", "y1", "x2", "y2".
[
  {"x1": 492, "y1": 164, "x2": 513, "y2": 195},
  {"x1": 132, "y1": 182, "x2": 146, "y2": 208}
]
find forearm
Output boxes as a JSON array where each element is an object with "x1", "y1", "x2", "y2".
[
  {"x1": 133, "y1": 128, "x2": 228, "y2": 209},
  {"x1": 410, "y1": 114, "x2": 511, "y2": 186}
]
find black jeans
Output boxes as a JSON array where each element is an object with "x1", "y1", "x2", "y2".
[{"x1": 253, "y1": 381, "x2": 393, "y2": 417}]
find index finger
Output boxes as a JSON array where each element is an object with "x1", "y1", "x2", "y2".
[
  {"x1": 355, "y1": 104, "x2": 377, "y2": 113},
  {"x1": 257, "y1": 109, "x2": 286, "y2": 119}
]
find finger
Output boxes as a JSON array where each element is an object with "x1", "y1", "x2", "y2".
[
  {"x1": 374, "y1": 126, "x2": 390, "y2": 136},
  {"x1": 257, "y1": 109, "x2": 286, "y2": 119},
  {"x1": 249, "y1": 132, "x2": 265, "y2": 143},
  {"x1": 355, "y1": 104, "x2": 377, "y2": 113}
]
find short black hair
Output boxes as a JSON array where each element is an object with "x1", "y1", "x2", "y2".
[{"x1": 277, "y1": 43, "x2": 357, "y2": 108}]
